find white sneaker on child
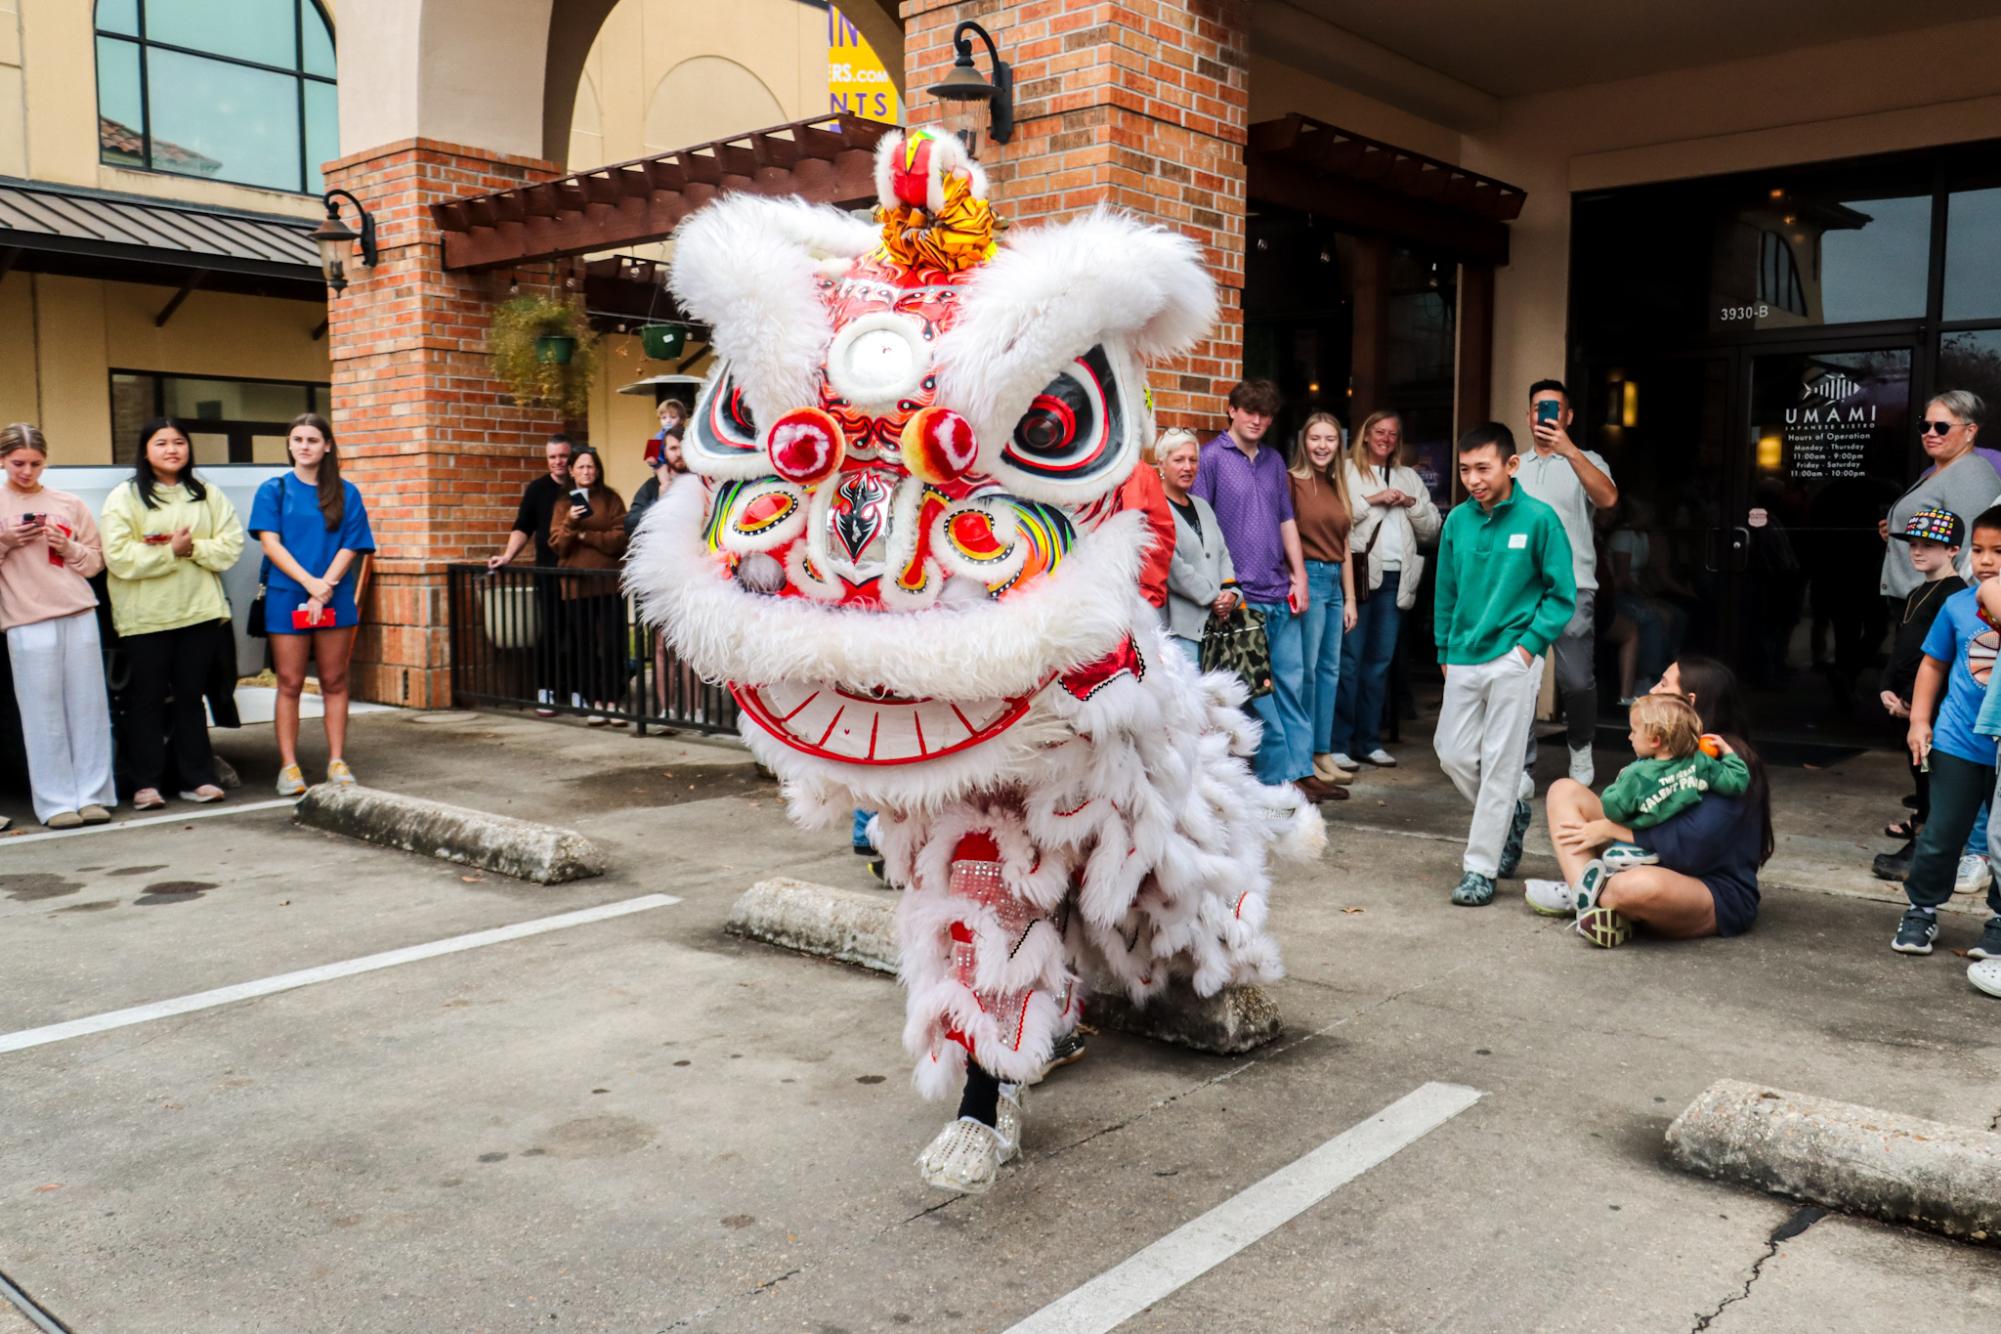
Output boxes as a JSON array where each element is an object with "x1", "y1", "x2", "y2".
[
  {"x1": 1955, "y1": 854, "x2": 1992, "y2": 896},
  {"x1": 1568, "y1": 742, "x2": 1595, "y2": 787},
  {"x1": 1523, "y1": 879, "x2": 1574, "y2": 916}
]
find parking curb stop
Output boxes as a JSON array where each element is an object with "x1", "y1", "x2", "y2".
[
  {"x1": 1667, "y1": 1078, "x2": 2001, "y2": 1244},
  {"x1": 294, "y1": 784, "x2": 607, "y2": 884}
]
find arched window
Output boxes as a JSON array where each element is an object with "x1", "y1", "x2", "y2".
[{"x1": 95, "y1": 0, "x2": 337, "y2": 195}]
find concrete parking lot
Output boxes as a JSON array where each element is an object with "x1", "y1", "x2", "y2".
[{"x1": 2, "y1": 709, "x2": 1998, "y2": 1332}]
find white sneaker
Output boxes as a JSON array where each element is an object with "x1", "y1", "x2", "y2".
[
  {"x1": 1363, "y1": 748, "x2": 1397, "y2": 767},
  {"x1": 1955, "y1": 854, "x2": 1992, "y2": 896},
  {"x1": 916, "y1": 1117, "x2": 1003, "y2": 1194},
  {"x1": 1568, "y1": 742, "x2": 1595, "y2": 787},
  {"x1": 1329, "y1": 752, "x2": 1358, "y2": 770},
  {"x1": 1971, "y1": 959, "x2": 2001, "y2": 999},
  {"x1": 1523, "y1": 879, "x2": 1574, "y2": 916},
  {"x1": 1602, "y1": 841, "x2": 1659, "y2": 871}
]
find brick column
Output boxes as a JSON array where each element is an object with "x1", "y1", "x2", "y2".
[
  {"x1": 902, "y1": 0, "x2": 1251, "y2": 427},
  {"x1": 320, "y1": 139, "x2": 565, "y2": 707}
]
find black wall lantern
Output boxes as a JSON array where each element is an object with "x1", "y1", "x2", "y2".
[
  {"x1": 926, "y1": 20, "x2": 1013, "y2": 150},
  {"x1": 311, "y1": 188, "x2": 378, "y2": 296}
]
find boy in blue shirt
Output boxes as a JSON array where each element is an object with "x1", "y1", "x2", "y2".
[{"x1": 1896, "y1": 505, "x2": 2001, "y2": 961}]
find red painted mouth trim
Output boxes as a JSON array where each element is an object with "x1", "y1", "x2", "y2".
[{"x1": 731, "y1": 679, "x2": 1046, "y2": 766}]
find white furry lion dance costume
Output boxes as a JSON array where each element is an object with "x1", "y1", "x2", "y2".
[{"x1": 634, "y1": 128, "x2": 1323, "y2": 1192}]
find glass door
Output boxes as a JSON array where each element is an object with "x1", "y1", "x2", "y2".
[{"x1": 1736, "y1": 342, "x2": 1917, "y2": 742}]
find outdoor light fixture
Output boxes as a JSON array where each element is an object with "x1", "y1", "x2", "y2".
[
  {"x1": 311, "y1": 188, "x2": 377, "y2": 296},
  {"x1": 926, "y1": 20, "x2": 1014, "y2": 149}
]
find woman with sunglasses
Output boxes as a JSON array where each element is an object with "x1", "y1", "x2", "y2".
[{"x1": 1880, "y1": 390, "x2": 1998, "y2": 602}]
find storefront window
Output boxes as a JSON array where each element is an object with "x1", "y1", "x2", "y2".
[
  {"x1": 111, "y1": 370, "x2": 328, "y2": 464},
  {"x1": 1711, "y1": 176, "x2": 1931, "y2": 332},
  {"x1": 1938, "y1": 329, "x2": 2001, "y2": 413},
  {"x1": 1945, "y1": 188, "x2": 2001, "y2": 322},
  {"x1": 94, "y1": 0, "x2": 338, "y2": 194}
]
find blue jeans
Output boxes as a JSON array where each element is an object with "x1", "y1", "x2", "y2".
[
  {"x1": 1248, "y1": 599, "x2": 1311, "y2": 785},
  {"x1": 852, "y1": 808, "x2": 876, "y2": 854},
  {"x1": 1173, "y1": 635, "x2": 1201, "y2": 667},
  {"x1": 1333, "y1": 571, "x2": 1402, "y2": 756},
  {"x1": 1970, "y1": 798, "x2": 1989, "y2": 858},
  {"x1": 1300, "y1": 560, "x2": 1345, "y2": 755}
]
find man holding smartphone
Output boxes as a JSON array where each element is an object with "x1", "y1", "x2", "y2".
[
  {"x1": 1193, "y1": 380, "x2": 1336, "y2": 803},
  {"x1": 488, "y1": 433, "x2": 576, "y2": 715},
  {"x1": 1515, "y1": 380, "x2": 1618, "y2": 787}
]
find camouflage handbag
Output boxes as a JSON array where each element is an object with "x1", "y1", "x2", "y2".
[{"x1": 1198, "y1": 602, "x2": 1274, "y2": 698}]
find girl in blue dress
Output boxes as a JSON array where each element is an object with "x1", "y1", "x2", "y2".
[{"x1": 249, "y1": 413, "x2": 375, "y2": 796}]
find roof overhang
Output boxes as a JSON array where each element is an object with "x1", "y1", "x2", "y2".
[
  {"x1": 0, "y1": 176, "x2": 323, "y2": 300},
  {"x1": 1247, "y1": 114, "x2": 1526, "y2": 266},
  {"x1": 432, "y1": 114, "x2": 894, "y2": 272}
]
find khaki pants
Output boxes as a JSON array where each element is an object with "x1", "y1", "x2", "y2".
[{"x1": 1435, "y1": 650, "x2": 1543, "y2": 877}]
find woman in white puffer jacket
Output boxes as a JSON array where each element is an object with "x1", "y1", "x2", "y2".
[{"x1": 1331, "y1": 410, "x2": 1441, "y2": 769}]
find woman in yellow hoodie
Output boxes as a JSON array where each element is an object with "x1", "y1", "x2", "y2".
[{"x1": 100, "y1": 418, "x2": 245, "y2": 810}]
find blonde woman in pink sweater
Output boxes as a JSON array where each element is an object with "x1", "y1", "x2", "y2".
[{"x1": 0, "y1": 424, "x2": 115, "y2": 828}]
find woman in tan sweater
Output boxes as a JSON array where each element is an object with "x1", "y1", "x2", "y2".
[
  {"x1": 1288, "y1": 412, "x2": 1360, "y2": 786},
  {"x1": 547, "y1": 446, "x2": 629, "y2": 725}
]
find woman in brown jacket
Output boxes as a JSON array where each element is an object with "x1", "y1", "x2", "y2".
[{"x1": 547, "y1": 446, "x2": 630, "y2": 725}]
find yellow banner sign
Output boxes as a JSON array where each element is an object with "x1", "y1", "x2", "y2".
[{"x1": 827, "y1": 5, "x2": 900, "y2": 124}]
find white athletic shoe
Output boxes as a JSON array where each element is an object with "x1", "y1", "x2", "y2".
[
  {"x1": 917, "y1": 1117, "x2": 1003, "y2": 1194},
  {"x1": 1602, "y1": 841, "x2": 1660, "y2": 872},
  {"x1": 1329, "y1": 752, "x2": 1358, "y2": 771},
  {"x1": 1568, "y1": 742, "x2": 1596, "y2": 788},
  {"x1": 1363, "y1": 748, "x2": 1397, "y2": 767},
  {"x1": 1523, "y1": 879, "x2": 1574, "y2": 916},
  {"x1": 1955, "y1": 854, "x2": 1992, "y2": 896},
  {"x1": 1970, "y1": 959, "x2": 2001, "y2": 999}
]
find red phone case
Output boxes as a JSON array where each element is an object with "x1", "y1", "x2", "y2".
[{"x1": 292, "y1": 606, "x2": 336, "y2": 629}]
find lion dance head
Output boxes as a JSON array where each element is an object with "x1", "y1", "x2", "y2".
[{"x1": 633, "y1": 129, "x2": 1220, "y2": 809}]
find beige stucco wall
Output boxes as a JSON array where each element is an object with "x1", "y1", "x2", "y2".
[
  {"x1": 2, "y1": 275, "x2": 331, "y2": 465},
  {"x1": 568, "y1": 0, "x2": 859, "y2": 168}
]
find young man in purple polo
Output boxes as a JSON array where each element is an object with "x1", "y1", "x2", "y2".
[{"x1": 1193, "y1": 380, "x2": 1340, "y2": 803}]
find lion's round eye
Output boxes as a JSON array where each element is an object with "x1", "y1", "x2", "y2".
[{"x1": 1000, "y1": 346, "x2": 1121, "y2": 483}]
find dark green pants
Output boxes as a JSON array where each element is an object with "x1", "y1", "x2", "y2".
[{"x1": 1907, "y1": 751, "x2": 2001, "y2": 912}]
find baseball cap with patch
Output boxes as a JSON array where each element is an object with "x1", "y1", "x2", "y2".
[{"x1": 1894, "y1": 507, "x2": 1963, "y2": 546}]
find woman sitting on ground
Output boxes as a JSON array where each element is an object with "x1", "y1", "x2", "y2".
[{"x1": 1526, "y1": 656, "x2": 1773, "y2": 945}]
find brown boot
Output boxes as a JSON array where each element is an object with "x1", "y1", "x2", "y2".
[{"x1": 1294, "y1": 775, "x2": 1349, "y2": 804}]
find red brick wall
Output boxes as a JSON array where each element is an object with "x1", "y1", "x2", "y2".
[
  {"x1": 902, "y1": 0, "x2": 1250, "y2": 429},
  {"x1": 321, "y1": 139, "x2": 567, "y2": 707}
]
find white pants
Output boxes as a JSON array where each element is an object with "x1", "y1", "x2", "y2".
[
  {"x1": 8, "y1": 610, "x2": 117, "y2": 822},
  {"x1": 1435, "y1": 651, "x2": 1543, "y2": 877}
]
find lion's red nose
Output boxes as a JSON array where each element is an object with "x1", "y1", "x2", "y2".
[
  {"x1": 767, "y1": 407, "x2": 846, "y2": 486},
  {"x1": 901, "y1": 406, "x2": 978, "y2": 485}
]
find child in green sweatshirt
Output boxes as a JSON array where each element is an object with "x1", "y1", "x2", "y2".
[
  {"x1": 1599, "y1": 694, "x2": 1750, "y2": 833},
  {"x1": 1432, "y1": 422, "x2": 1577, "y2": 907}
]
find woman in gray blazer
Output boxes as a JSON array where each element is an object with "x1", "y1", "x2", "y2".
[{"x1": 1157, "y1": 428, "x2": 1238, "y2": 662}]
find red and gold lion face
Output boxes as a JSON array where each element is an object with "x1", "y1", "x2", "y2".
[{"x1": 640, "y1": 130, "x2": 1214, "y2": 780}]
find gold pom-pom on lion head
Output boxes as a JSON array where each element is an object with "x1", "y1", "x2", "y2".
[{"x1": 632, "y1": 128, "x2": 1217, "y2": 779}]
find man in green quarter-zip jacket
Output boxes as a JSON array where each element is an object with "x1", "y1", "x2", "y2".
[{"x1": 1432, "y1": 422, "x2": 1577, "y2": 908}]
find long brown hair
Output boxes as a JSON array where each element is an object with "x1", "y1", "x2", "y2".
[
  {"x1": 1348, "y1": 409, "x2": 1405, "y2": 486},
  {"x1": 1288, "y1": 412, "x2": 1351, "y2": 515},
  {"x1": 288, "y1": 413, "x2": 344, "y2": 530}
]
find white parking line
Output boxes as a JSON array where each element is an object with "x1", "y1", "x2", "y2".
[
  {"x1": 1004, "y1": 1081, "x2": 1483, "y2": 1334},
  {"x1": 0, "y1": 797, "x2": 300, "y2": 846},
  {"x1": 0, "y1": 894, "x2": 679, "y2": 1055}
]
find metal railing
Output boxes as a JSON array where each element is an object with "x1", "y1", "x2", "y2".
[{"x1": 445, "y1": 564, "x2": 739, "y2": 736}]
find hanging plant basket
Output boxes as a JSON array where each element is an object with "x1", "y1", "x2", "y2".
[
  {"x1": 490, "y1": 293, "x2": 601, "y2": 419},
  {"x1": 639, "y1": 323, "x2": 687, "y2": 360}
]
